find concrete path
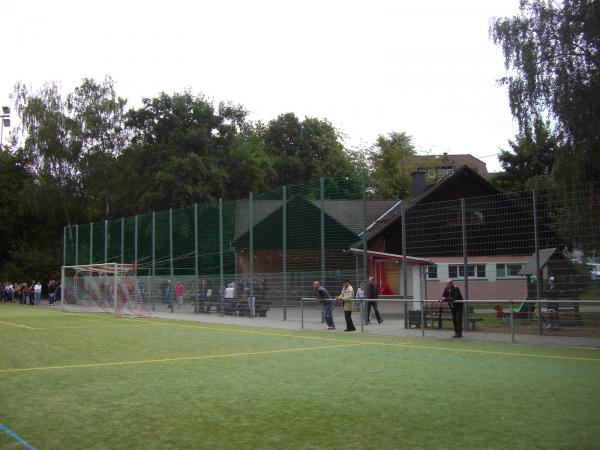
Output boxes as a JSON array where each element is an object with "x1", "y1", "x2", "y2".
[{"x1": 150, "y1": 304, "x2": 600, "y2": 348}]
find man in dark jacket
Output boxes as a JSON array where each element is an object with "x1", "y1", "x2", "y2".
[
  {"x1": 440, "y1": 279, "x2": 463, "y2": 338},
  {"x1": 314, "y1": 281, "x2": 335, "y2": 330},
  {"x1": 366, "y1": 276, "x2": 383, "y2": 324}
]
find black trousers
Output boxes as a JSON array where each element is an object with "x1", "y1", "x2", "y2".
[
  {"x1": 450, "y1": 303, "x2": 463, "y2": 336},
  {"x1": 344, "y1": 311, "x2": 356, "y2": 330},
  {"x1": 367, "y1": 301, "x2": 382, "y2": 323}
]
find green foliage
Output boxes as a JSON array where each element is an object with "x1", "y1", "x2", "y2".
[
  {"x1": 492, "y1": 118, "x2": 562, "y2": 191},
  {"x1": 491, "y1": 0, "x2": 600, "y2": 185},
  {"x1": 368, "y1": 131, "x2": 416, "y2": 198},
  {"x1": 264, "y1": 113, "x2": 353, "y2": 186},
  {"x1": 0, "y1": 150, "x2": 26, "y2": 269}
]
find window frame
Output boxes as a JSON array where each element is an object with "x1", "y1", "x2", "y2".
[
  {"x1": 448, "y1": 264, "x2": 487, "y2": 279},
  {"x1": 496, "y1": 263, "x2": 525, "y2": 279}
]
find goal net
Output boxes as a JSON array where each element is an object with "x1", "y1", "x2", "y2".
[{"x1": 61, "y1": 263, "x2": 150, "y2": 317}]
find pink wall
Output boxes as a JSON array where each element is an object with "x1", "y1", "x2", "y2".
[{"x1": 426, "y1": 279, "x2": 527, "y2": 301}]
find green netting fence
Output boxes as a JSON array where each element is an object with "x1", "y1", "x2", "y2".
[{"x1": 63, "y1": 175, "x2": 372, "y2": 307}]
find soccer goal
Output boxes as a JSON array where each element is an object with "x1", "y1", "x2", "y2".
[{"x1": 61, "y1": 263, "x2": 150, "y2": 317}]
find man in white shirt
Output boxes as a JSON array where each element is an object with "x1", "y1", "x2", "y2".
[{"x1": 34, "y1": 281, "x2": 42, "y2": 306}]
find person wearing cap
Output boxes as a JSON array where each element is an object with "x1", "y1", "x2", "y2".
[
  {"x1": 440, "y1": 279, "x2": 463, "y2": 338},
  {"x1": 336, "y1": 279, "x2": 356, "y2": 332}
]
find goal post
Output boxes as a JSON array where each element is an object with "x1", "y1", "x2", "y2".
[{"x1": 61, "y1": 263, "x2": 149, "y2": 317}]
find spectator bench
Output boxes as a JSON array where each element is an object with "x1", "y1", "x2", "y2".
[{"x1": 408, "y1": 308, "x2": 483, "y2": 330}]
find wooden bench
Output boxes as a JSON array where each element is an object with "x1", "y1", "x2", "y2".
[{"x1": 408, "y1": 308, "x2": 483, "y2": 330}]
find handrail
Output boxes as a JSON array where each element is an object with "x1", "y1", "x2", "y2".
[{"x1": 300, "y1": 298, "x2": 600, "y2": 304}]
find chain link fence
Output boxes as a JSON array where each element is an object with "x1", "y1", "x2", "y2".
[{"x1": 62, "y1": 176, "x2": 600, "y2": 342}]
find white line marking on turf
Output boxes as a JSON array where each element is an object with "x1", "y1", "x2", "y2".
[
  {"x1": 0, "y1": 321, "x2": 35, "y2": 329},
  {"x1": 0, "y1": 343, "x2": 363, "y2": 374}
]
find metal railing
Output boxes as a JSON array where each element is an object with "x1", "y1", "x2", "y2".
[{"x1": 301, "y1": 298, "x2": 600, "y2": 344}]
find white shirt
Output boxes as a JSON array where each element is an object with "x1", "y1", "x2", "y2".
[
  {"x1": 224, "y1": 287, "x2": 235, "y2": 299},
  {"x1": 34, "y1": 283, "x2": 42, "y2": 293}
]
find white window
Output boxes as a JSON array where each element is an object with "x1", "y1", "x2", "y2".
[
  {"x1": 496, "y1": 264, "x2": 524, "y2": 278},
  {"x1": 427, "y1": 265, "x2": 438, "y2": 279},
  {"x1": 448, "y1": 264, "x2": 486, "y2": 279}
]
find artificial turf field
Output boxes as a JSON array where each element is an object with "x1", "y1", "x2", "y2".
[{"x1": 1, "y1": 304, "x2": 599, "y2": 450}]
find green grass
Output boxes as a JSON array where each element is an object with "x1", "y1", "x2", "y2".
[{"x1": 1, "y1": 304, "x2": 600, "y2": 449}]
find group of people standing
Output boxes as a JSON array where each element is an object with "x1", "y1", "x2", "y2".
[
  {"x1": 314, "y1": 276, "x2": 465, "y2": 338},
  {"x1": 2, "y1": 280, "x2": 60, "y2": 306},
  {"x1": 313, "y1": 275, "x2": 384, "y2": 332},
  {"x1": 223, "y1": 279, "x2": 269, "y2": 317}
]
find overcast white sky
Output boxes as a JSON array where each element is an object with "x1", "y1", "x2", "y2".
[{"x1": 0, "y1": 0, "x2": 521, "y2": 172}]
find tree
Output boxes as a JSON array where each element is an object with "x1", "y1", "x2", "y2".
[
  {"x1": 68, "y1": 76, "x2": 128, "y2": 218},
  {"x1": 13, "y1": 81, "x2": 82, "y2": 228},
  {"x1": 491, "y1": 0, "x2": 600, "y2": 185},
  {"x1": 264, "y1": 113, "x2": 353, "y2": 186},
  {"x1": 368, "y1": 132, "x2": 416, "y2": 198},
  {"x1": 492, "y1": 118, "x2": 562, "y2": 191},
  {"x1": 0, "y1": 150, "x2": 27, "y2": 270},
  {"x1": 123, "y1": 91, "x2": 268, "y2": 211}
]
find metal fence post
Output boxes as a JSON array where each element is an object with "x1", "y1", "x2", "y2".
[
  {"x1": 461, "y1": 198, "x2": 469, "y2": 330},
  {"x1": 194, "y1": 203, "x2": 198, "y2": 281},
  {"x1": 249, "y1": 192, "x2": 254, "y2": 315},
  {"x1": 320, "y1": 177, "x2": 325, "y2": 285},
  {"x1": 151, "y1": 211, "x2": 156, "y2": 311},
  {"x1": 169, "y1": 208, "x2": 174, "y2": 277},
  {"x1": 361, "y1": 174, "x2": 368, "y2": 333},
  {"x1": 533, "y1": 190, "x2": 542, "y2": 335},
  {"x1": 401, "y1": 202, "x2": 408, "y2": 328},
  {"x1": 89, "y1": 223, "x2": 93, "y2": 265},
  {"x1": 60, "y1": 265, "x2": 65, "y2": 311},
  {"x1": 219, "y1": 198, "x2": 224, "y2": 316},
  {"x1": 113, "y1": 263, "x2": 118, "y2": 317},
  {"x1": 421, "y1": 267, "x2": 426, "y2": 337},
  {"x1": 120, "y1": 218, "x2": 125, "y2": 264},
  {"x1": 510, "y1": 300, "x2": 515, "y2": 343},
  {"x1": 63, "y1": 227, "x2": 67, "y2": 267},
  {"x1": 75, "y1": 225, "x2": 79, "y2": 266},
  {"x1": 104, "y1": 219, "x2": 108, "y2": 264},
  {"x1": 301, "y1": 297, "x2": 304, "y2": 329},
  {"x1": 134, "y1": 215, "x2": 138, "y2": 274},
  {"x1": 283, "y1": 185, "x2": 287, "y2": 321}
]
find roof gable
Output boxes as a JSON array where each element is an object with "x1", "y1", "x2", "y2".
[
  {"x1": 234, "y1": 196, "x2": 359, "y2": 250},
  {"x1": 363, "y1": 165, "x2": 502, "y2": 242}
]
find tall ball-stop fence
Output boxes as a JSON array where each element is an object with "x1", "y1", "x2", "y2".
[{"x1": 62, "y1": 175, "x2": 600, "y2": 342}]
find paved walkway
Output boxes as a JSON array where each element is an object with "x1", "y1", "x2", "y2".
[{"x1": 150, "y1": 305, "x2": 600, "y2": 348}]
